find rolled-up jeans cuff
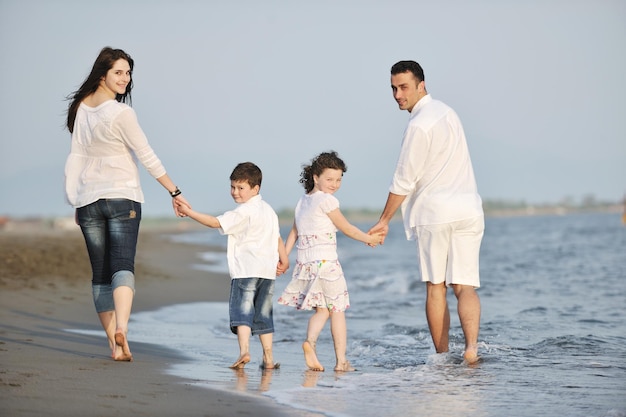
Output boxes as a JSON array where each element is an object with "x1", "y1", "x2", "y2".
[
  {"x1": 92, "y1": 271, "x2": 135, "y2": 313},
  {"x1": 112, "y1": 270, "x2": 135, "y2": 293},
  {"x1": 92, "y1": 284, "x2": 114, "y2": 313}
]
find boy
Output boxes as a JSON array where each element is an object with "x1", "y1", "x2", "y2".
[{"x1": 176, "y1": 162, "x2": 289, "y2": 369}]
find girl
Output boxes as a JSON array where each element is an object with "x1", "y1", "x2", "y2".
[
  {"x1": 278, "y1": 151, "x2": 383, "y2": 372},
  {"x1": 64, "y1": 47, "x2": 190, "y2": 361}
]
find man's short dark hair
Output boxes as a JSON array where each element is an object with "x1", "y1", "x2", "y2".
[{"x1": 391, "y1": 60, "x2": 425, "y2": 83}]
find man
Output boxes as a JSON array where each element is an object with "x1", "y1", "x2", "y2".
[{"x1": 369, "y1": 60, "x2": 484, "y2": 363}]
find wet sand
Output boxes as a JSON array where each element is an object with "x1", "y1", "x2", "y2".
[{"x1": 0, "y1": 222, "x2": 313, "y2": 417}]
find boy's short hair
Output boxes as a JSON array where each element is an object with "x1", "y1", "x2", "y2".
[{"x1": 230, "y1": 162, "x2": 262, "y2": 188}]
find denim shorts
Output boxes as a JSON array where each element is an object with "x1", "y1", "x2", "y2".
[
  {"x1": 76, "y1": 199, "x2": 141, "y2": 312},
  {"x1": 229, "y1": 278, "x2": 275, "y2": 335}
]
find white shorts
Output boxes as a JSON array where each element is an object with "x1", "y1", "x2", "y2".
[{"x1": 413, "y1": 215, "x2": 484, "y2": 288}]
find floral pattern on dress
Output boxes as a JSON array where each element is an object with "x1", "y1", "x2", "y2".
[
  {"x1": 297, "y1": 233, "x2": 335, "y2": 250},
  {"x1": 277, "y1": 258, "x2": 349, "y2": 312}
]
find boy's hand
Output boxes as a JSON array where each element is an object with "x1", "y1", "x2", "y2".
[
  {"x1": 173, "y1": 197, "x2": 193, "y2": 217},
  {"x1": 172, "y1": 195, "x2": 192, "y2": 217},
  {"x1": 276, "y1": 260, "x2": 289, "y2": 276}
]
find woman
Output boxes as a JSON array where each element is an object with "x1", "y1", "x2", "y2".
[{"x1": 64, "y1": 47, "x2": 190, "y2": 361}]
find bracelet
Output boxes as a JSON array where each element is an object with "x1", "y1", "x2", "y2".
[{"x1": 170, "y1": 187, "x2": 182, "y2": 198}]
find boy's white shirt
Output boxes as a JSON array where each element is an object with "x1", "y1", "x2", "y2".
[{"x1": 217, "y1": 194, "x2": 280, "y2": 279}]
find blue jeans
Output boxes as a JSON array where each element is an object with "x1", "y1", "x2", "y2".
[
  {"x1": 229, "y1": 278, "x2": 275, "y2": 335},
  {"x1": 76, "y1": 199, "x2": 141, "y2": 312}
]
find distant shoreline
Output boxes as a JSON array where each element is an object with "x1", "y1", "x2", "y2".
[{"x1": 1, "y1": 203, "x2": 622, "y2": 232}]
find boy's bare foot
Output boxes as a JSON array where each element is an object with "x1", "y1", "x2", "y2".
[
  {"x1": 463, "y1": 344, "x2": 480, "y2": 365},
  {"x1": 113, "y1": 331, "x2": 133, "y2": 362},
  {"x1": 260, "y1": 362, "x2": 280, "y2": 370},
  {"x1": 302, "y1": 340, "x2": 324, "y2": 371},
  {"x1": 229, "y1": 352, "x2": 251, "y2": 369},
  {"x1": 260, "y1": 368, "x2": 274, "y2": 392},
  {"x1": 261, "y1": 349, "x2": 278, "y2": 370},
  {"x1": 334, "y1": 360, "x2": 356, "y2": 372}
]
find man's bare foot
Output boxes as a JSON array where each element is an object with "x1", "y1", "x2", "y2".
[
  {"x1": 334, "y1": 360, "x2": 356, "y2": 372},
  {"x1": 229, "y1": 352, "x2": 251, "y2": 369},
  {"x1": 113, "y1": 331, "x2": 133, "y2": 362},
  {"x1": 302, "y1": 340, "x2": 324, "y2": 371},
  {"x1": 463, "y1": 344, "x2": 480, "y2": 365}
]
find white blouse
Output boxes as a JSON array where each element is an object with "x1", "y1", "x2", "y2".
[{"x1": 64, "y1": 100, "x2": 166, "y2": 208}]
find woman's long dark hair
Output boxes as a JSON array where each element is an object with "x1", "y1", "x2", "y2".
[
  {"x1": 66, "y1": 47, "x2": 134, "y2": 132},
  {"x1": 300, "y1": 151, "x2": 347, "y2": 193}
]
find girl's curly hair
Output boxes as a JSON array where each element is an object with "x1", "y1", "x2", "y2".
[{"x1": 299, "y1": 151, "x2": 347, "y2": 193}]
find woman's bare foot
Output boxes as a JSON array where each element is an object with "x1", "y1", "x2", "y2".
[
  {"x1": 334, "y1": 360, "x2": 355, "y2": 372},
  {"x1": 463, "y1": 344, "x2": 480, "y2": 365},
  {"x1": 302, "y1": 340, "x2": 324, "y2": 371},
  {"x1": 113, "y1": 331, "x2": 133, "y2": 362},
  {"x1": 229, "y1": 352, "x2": 251, "y2": 369},
  {"x1": 109, "y1": 340, "x2": 116, "y2": 359}
]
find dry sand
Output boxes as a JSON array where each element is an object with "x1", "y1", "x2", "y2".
[{"x1": 0, "y1": 223, "x2": 310, "y2": 417}]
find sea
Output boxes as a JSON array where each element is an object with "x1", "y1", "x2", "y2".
[{"x1": 73, "y1": 212, "x2": 626, "y2": 417}]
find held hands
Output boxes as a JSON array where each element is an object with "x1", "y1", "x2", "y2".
[
  {"x1": 276, "y1": 259, "x2": 289, "y2": 276},
  {"x1": 366, "y1": 232, "x2": 385, "y2": 247},
  {"x1": 367, "y1": 221, "x2": 389, "y2": 247},
  {"x1": 172, "y1": 195, "x2": 192, "y2": 217}
]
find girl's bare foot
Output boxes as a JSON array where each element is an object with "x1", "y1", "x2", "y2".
[
  {"x1": 302, "y1": 340, "x2": 324, "y2": 371},
  {"x1": 334, "y1": 360, "x2": 355, "y2": 372},
  {"x1": 302, "y1": 369, "x2": 322, "y2": 387},
  {"x1": 113, "y1": 331, "x2": 133, "y2": 362},
  {"x1": 229, "y1": 352, "x2": 251, "y2": 369}
]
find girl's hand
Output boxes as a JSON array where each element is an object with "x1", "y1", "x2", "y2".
[
  {"x1": 368, "y1": 232, "x2": 385, "y2": 247},
  {"x1": 367, "y1": 223, "x2": 388, "y2": 246}
]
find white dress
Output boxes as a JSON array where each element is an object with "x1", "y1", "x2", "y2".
[{"x1": 278, "y1": 191, "x2": 349, "y2": 312}]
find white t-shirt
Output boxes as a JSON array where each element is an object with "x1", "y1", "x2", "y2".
[
  {"x1": 389, "y1": 95, "x2": 483, "y2": 239},
  {"x1": 64, "y1": 100, "x2": 166, "y2": 208},
  {"x1": 217, "y1": 194, "x2": 280, "y2": 280}
]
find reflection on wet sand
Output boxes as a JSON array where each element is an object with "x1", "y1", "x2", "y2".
[{"x1": 233, "y1": 367, "x2": 276, "y2": 392}]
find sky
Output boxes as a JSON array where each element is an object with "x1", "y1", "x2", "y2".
[{"x1": 1, "y1": 0, "x2": 624, "y2": 219}]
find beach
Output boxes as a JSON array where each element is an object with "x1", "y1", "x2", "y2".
[
  {"x1": 2, "y1": 213, "x2": 625, "y2": 417},
  {"x1": 0, "y1": 222, "x2": 312, "y2": 417}
]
